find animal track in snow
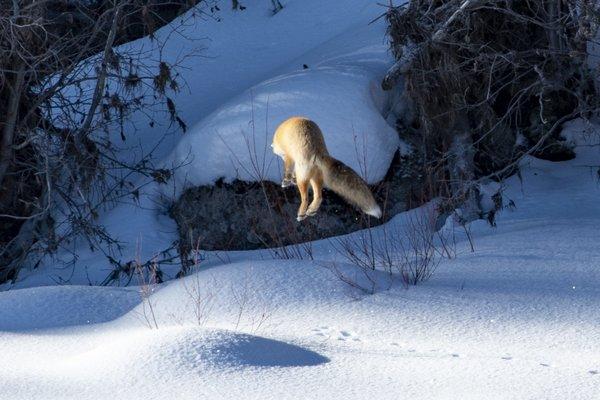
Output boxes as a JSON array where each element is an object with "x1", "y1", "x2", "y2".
[
  {"x1": 336, "y1": 330, "x2": 361, "y2": 342},
  {"x1": 312, "y1": 327, "x2": 329, "y2": 337},
  {"x1": 391, "y1": 346, "x2": 462, "y2": 360},
  {"x1": 311, "y1": 327, "x2": 361, "y2": 342}
]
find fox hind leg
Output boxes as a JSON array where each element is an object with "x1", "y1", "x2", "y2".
[
  {"x1": 306, "y1": 172, "x2": 323, "y2": 217},
  {"x1": 296, "y1": 179, "x2": 310, "y2": 221}
]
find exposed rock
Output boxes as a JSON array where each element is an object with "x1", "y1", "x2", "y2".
[{"x1": 171, "y1": 151, "x2": 417, "y2": 253}]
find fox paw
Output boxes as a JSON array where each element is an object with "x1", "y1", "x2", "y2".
[
  {"x1": 296, "y1": 214, "x2": 307, "y2": 222},
  {"x1": 306, "y1": 208, "x2": 318, "y2": 217},
  {"x1": 281, "y1": 179, "x2": 294, "y2": 188}
]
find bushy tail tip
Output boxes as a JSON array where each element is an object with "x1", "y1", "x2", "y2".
[{"x1": 365, "y1": 205, "x2": 382, "y2": 219}]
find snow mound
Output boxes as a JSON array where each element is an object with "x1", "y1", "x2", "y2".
[
  {"x1": 116, "y1": 259, "x2": 392, "y2": 330},
  {"x1": 169, "y1": 65, "x2": 398, "y2": 190},
  {"x1": 61, "y1": 327, "x2": 328, "y2": 373},
  {"x1": 194, "y1": 330, "x2": 330, "y2": 368}
]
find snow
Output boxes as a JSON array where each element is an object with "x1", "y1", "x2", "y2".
[
  {"x1": 2, "y1": 120, "x2": 600, "y2": 399},
  {"x1": 2, "y1": 1, "x2": 600, "y2": 398},
  {"x1": 89, "y1": 0, "x2": 400, "y2": 169}
]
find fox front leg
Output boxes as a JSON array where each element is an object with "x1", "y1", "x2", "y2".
[{"x1": 281, "y1": 155, "x2": 296, "y2": 188}]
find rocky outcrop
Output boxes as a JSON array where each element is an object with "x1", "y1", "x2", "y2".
[{"x1": 171, "y1": 151, "x2": 417, "y2": 253}]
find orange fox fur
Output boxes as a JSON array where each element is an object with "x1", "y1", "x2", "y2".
[{"x1": 271, "y1": 117, "x2": 382, "y2": 221}]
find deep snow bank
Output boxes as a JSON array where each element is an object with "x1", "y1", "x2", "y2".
[{"x1": 168, "y1": 63, "x2": 398, "y2": 189}]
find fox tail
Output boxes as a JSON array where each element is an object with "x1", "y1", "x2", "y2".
[{"x1": 317, "y1": 156, "x2": 382, "y2": 218}]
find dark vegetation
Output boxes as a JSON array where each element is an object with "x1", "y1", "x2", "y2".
[
  {"x1": 0, "y1": 0, "x2": 202, "y2": 282},
  {"x1": 381, "y1": 0, "x2": 600, "y2": 225}
]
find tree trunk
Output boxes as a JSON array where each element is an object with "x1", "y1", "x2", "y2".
[{"x1": 0, "y1": 65, "x2": 26, "y2": 190}]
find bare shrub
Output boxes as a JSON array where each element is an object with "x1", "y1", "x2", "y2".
[
  {"x1": 134, "y1": 257, "x2": 160, "y2": 330},
  {"x1": 328, "y1": 222, "x2": 381, "y2": 294},
  {"x1": 0, "y1": 0, "x2": 211, "y2": 282},
  {"x1": 182, "y1": 265, "x2": 218, "y2": 327},
  {"x1": 100, "y1": 242, "x2": 179, "y2": 286},
  {"x1": 389, "y1": 209, "x2": 444, "y2": 285},
  {"x1": 229, "y1": 272, "x2": 277, "y2": 334},
  {"x1": 326, "y1": 128, "x2": 442, "y2": 291},
  {"x1": 267, "y1": 238, "x2": 314, "y2": 260},
  {"x1": 382, "y1": 0, "x2": 600, "y2": 225},
  {"x1": 331, "y1": 206, "x2": 451, "y2": 290}
]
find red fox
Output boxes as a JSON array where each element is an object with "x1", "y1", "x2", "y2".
[{"x1": 271, "y1": 117, "x2": 382, "y2": 221}]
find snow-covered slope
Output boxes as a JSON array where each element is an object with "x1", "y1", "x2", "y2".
[
  {"x1": 2, "y1": 120, "x2": 600, "y2": 399},
  {"x1": 105, "y1": 0, "x2": 400, "y2": 172}
]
